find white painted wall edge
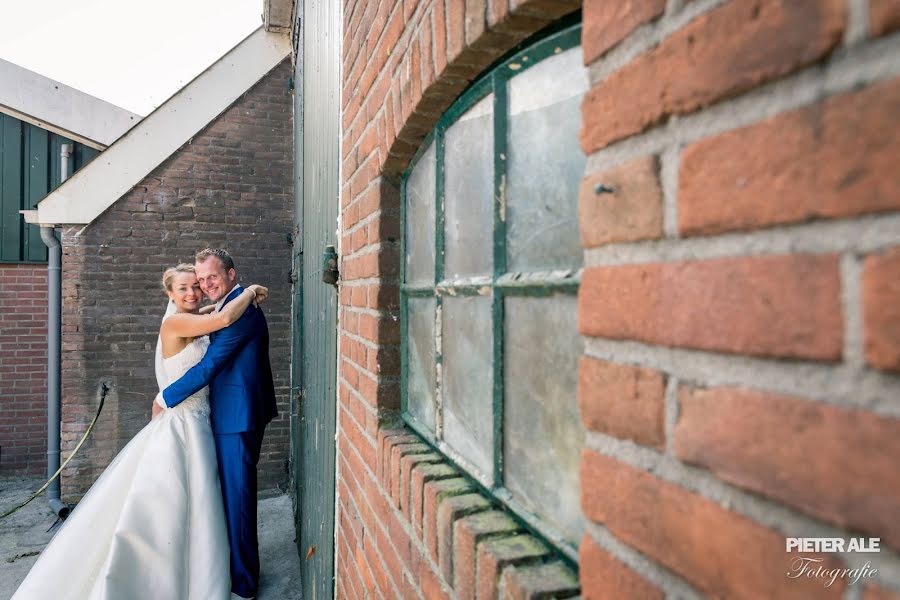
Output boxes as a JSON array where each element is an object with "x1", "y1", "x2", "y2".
[
  {"x1": 0, "y1": 58, "x2": 141, "y2": 149},
  {"x1": 34, "y1": 26, "x2": 291, "y2": 226},
  {"x1": 264, "y1": 0, "x2": 294, "y2": 33}
]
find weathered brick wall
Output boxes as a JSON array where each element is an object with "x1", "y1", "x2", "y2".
[
  {"x1": 576, "y1": 1, "x2": 900, "y2": 597},
  {"x1": 338, "y1": 0, "x2": 900, "y2": 599},
  {"x1": 338, "y1": 0, "x2": 584, "y2": 597},
  {"x1": 0, "y1": 263, "x2": 48, "y2": 475},
  {"x1": 59, "y1": 59, "x2": 294, "y2": 499}
]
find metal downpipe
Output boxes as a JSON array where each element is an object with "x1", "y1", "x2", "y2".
[
  {"x1": 42, "y1": 143, "x2": 72, "y2": 519},
  {"x1": 41, "y1": 225, "x2": 67, "y2": 519}
]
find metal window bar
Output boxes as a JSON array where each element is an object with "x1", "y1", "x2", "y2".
[{"x1": 400, "y1": 23, "x2": 583, "y2": 564}]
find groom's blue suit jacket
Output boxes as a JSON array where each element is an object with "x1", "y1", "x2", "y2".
[{"x1": 162, "y1": 286, "x2": 278, "y2": 434}]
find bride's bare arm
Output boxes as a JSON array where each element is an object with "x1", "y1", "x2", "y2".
[{"x1": 161, "y1": 285, "x2": 268, "y2": 339}]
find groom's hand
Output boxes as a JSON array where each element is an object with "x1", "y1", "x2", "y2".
[{"x1": 152, "y1": 399, "x2": 163, "y2": 419}]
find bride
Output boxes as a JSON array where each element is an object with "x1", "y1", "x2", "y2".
[{"x1": 12, "y1": 264, "x2": 268, "y2": 600}]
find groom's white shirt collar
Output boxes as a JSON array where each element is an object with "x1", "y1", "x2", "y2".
[{"x1": 214, "y1": 284, "x2": 243, "y2": 313}]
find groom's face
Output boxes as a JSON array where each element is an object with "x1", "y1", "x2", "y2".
[{"x1": 195, "y1": 257, "x2": 236, "y2": 303}]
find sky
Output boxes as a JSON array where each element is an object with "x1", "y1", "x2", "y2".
[{"x1": 0, "y1": 0, "x2": 262, "y2": 116}]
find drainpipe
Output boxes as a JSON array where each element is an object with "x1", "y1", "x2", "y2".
[{"x1": 42, "y1": 143, "x2": 72, "y2": 520}]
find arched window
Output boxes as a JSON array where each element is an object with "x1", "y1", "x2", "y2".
[{"x1": 401, "y1": 23, "x2": 587, "y2": 553}]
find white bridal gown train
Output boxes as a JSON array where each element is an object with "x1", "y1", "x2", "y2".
[{"x1": 12, "y1": 336, "x2": 230, "y2": 600}]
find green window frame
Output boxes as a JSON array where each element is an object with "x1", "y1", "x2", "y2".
[
  {"x1": 400, "y1": 23, "x2": 585, "y2": 560},
  {"x1": 0, "y1": 113, "x2": 98, "y2": 263}
]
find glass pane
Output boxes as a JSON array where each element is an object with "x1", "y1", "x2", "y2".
[
  {"x1": 507, "y1": 47, "x2": 588, "y2": 272},
  {"x1": 442, "y1": 294, "x2": 494, "y2": 482},
  {"x1": 405, "y1": 142, "x2": 436, "y2": 285},
  {"x1": 444, "y1": 94, "x2": 494, "y2": 280},
  {"x1": 504, "y1": 294, "x2": 584, "y2": 543},
  {"x1": 406, "y1": 297, "x2": 436, "y2": 433}
]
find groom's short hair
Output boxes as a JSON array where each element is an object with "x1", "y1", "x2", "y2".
[{"x1": 196, "y1": 248, "x2": 235, "y2": 271}]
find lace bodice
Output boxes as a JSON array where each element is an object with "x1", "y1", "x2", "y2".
[{"x1": 162, "y1": 336, "x2": 210, "y2": 417}]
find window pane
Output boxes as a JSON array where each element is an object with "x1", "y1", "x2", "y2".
[
  {"x1": 405, "y1": 142, "x2": 436, "y2": 285},
  {"x1": 444, "y1": 94, "x2": 494, "y2": 280},
  {"x1": 507, "y1": 47, "x2": 588, "y2": 272},
  {"x1": 406, "y1": 297, "x2": 436, "y2": 433},
  {"x1": 504, "y1": 294, "x2": 584, "y2": 543},
  {"x1": 442, "y1": 294, "x2": 494, "y2": 482}
]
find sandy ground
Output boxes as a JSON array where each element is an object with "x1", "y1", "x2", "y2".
[{"x1": 0, "y1": 476, "x2": 302, "y2": 599}]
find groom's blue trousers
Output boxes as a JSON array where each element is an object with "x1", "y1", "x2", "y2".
[{"x1": 215, "y1": 427, "x2": 265, "y2": 598}]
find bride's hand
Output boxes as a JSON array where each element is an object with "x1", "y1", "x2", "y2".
[{"x1": 248, "y1": 284, "x2": 269, "y2": 306}]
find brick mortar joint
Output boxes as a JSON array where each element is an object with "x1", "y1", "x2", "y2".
[
  {"x1": 350, "y1": 1, "x2": 578, "y2": 179},
  {"x1": 334, "y1": 463, "x2": 415, "y2": 599},
  {"x1": 584, "y1": 34, "x2": 900, "y2": 174},
  {"x1": 375, "y1": 422, "x2": 581, "y2": 585},
  {"x1": 581, "y1": 324, "x2": 900, "y2": 419},
  {"x1": 840, "y1": 253, "x2": 865, "y2": 370},
  {"x1": 339, "y1": 231, "x2": 400, "y2": 252},
  {"x1": 585, "y1": 0, "x2": 743, "y2": 84},
  {"x1": 341, "y1": 322, "x2": 400, "y2": 350},
  {"x1": 844, "y1": 0, "x2": 872, "y2": 47},
  {"x1": 584, "y1": 433, "x2": 900, "y2": 582},
  {"x1": 344, "y1": 1, "x2": 411, "y2": 110},
  {"x1": 338, "y1": 275, "x2": 400, "y2": 286},
  {"x1": 583, "y1": 215, "x2": 900, "y2": 272},
  {"x1": 584, "y1": 522, "x2": 705, "y2": 599},
  {"x1": 340, "y1": 354, "x2": 371, "y2": 377},
  {"x1": 340, "y1": 445, "x2": 437, "y2": 599},
  {"x1": 340, "y1": 306, "x2": 401, "y2": 320},
  {"x1": 338, "y1": 373, "x2": 400, "y2": 407},
  {"x1": 342, "y1": 153, "x2": 380, "y2": 191},
  {"x1": 338, "y1": 384, "x2": 384, "y2": 428},
  {"x1": 340, "y1": 242, "x2": 402, "y2": 264},
  {"x1": 342, "y1": 206, "x2": 401, "y2": 237}
]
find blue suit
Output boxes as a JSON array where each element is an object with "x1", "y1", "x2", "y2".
[{"x1": 162, "y1": 285, "x2": 277, "y2": 597}]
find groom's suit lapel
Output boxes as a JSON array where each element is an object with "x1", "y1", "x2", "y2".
[
  {"x1": 219, "y1": 285, "x2": 243, "y2": 309},
  {"x1": 210, "y1": 286, "x2": 243, "y2": 342}
]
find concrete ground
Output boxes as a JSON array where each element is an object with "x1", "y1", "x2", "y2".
[{"x1": 0, "y1": 476, "x2": 302, "y2": 599}]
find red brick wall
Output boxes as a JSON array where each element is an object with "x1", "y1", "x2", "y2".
[
  {"x1": 575, "y1": 0, "x2": 900, "y2": 596},
  {"x1": 58, "y1": 59, "x2": 294, "y2": 499},
  {"x1": 338, "y1": 0, "x2": 584, "y2": 597},
  {"x1": 0, "y1": 263, "x2": 48, "y2": 475},
  {"x1": 338, "y1": 0, "x2": 900, "y2": 598}
]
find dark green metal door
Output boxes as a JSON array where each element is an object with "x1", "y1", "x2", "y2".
[{"x1": 291, "y1": 1, "x2": 340, "y2": 598}]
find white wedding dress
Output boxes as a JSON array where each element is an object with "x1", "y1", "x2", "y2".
[{"x1": 12, "y1": 335, "x2": 230, "y2": 600}]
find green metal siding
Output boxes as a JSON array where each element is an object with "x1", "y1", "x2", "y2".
[
  {"x1": 293, "y1": 0, "x2": 340, "y2": 598},
  {"x1": 0, "y1": 114, "x2": 22, "y2": 261},
  {"x1": 0, "y1": 113, "x2": 98, "y2": 263}
]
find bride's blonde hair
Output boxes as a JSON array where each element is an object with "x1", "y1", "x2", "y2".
[{"x1": 161, "y1": 263, "x2": 196, "y2": 292}]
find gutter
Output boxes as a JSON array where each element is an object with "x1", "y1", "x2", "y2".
[{"x1": 41, "y1": 144, "x2": 72, "y2": 520}]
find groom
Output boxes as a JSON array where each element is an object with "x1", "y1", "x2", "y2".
[{"x1": 155, "y1": 248, "x2": 277, "y2": 599}]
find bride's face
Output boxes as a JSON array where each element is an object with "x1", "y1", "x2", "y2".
[{"x1": 168, "y1": 272, "x2": 202, "y2": 313}]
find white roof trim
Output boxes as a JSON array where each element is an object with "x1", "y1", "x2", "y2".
[
  {"x1": 0, "y1": 59, "x2": 140, "y2": 149},
  {"x1": 32, "y1": 27, "x2": 291, "y2": 227}
]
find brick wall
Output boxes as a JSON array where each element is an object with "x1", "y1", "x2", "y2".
[
  {"x1": 0, "y1": 263, "x2": 48, "y2": 475},
  {"x1": 338, "y1": 0, "x2": 900, "y2": 599},
  {"x1": 58, "y1": 59, "x2": 294, "y2": 499},
  {"x1": 338, "y1": 0, "x2": 584, "y2": 597},
  {"x1": 576, "y1": 0, "x2": 900, "y2": 597}
]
